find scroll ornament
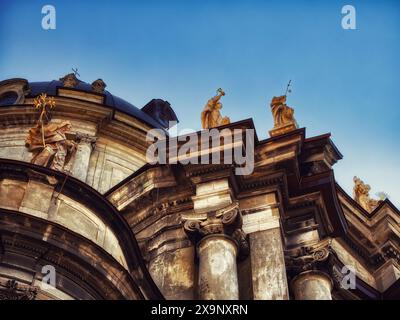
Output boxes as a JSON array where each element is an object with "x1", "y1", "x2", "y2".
[
  {"x1": 184, "y1": 203, "x2": 249, "y2": 258},
  {"x1": 285, "y1": 239, "x2": 332, "y2": 274}
]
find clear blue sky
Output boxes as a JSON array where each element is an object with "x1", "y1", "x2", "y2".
[{"x1": 1, "y1": 0, "x2": 399, "y2": 206}]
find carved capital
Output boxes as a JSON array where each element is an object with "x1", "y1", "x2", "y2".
[
  {"x1": 184, "y1": 202, "x2": 249, "y2": 258},
  {"x1": 0, "y1": 279, "x2": 38, "y2": 300},
  {"x1": 285, "y1": 238, "x2": 332, "y2": 275},
  {"x1": 75, "y1": 133, "x2": 97, "y2": 149}
]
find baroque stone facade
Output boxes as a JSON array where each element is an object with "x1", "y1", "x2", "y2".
[{"x1": 0, "y1": 76, "x2": 399, "y2": 300}]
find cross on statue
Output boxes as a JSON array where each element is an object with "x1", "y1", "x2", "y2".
[
  {"x1": 285, "y1": 80, "x2": 292, "y2": 97},
  {"x1": 72, "y1": 68, "x2": 80, "y2": 78}
]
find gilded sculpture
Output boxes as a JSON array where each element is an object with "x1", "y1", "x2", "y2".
[
  {"x1": 269, "y1": 95, "x2": 298, "y2": 137},
  {"x1": 201, "y1": 88, "x2": 230, "y2": 129},
  {"x1": 25, "y1": 93, "x2": 77, "y2": 174},
  {"x1": 353, "y1": 176, "x2": 381, "y2": 212}
]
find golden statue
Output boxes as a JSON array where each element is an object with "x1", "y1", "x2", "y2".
[
  {"x1": 201, "y1": 88, "x2": 230, "y2": 129},
  {"x1": 269, "y1": 95, "x2": 298, "y2": 137},
  {"x1": 353, "y1": 176, "x2": 381, "y2": 212},
  {"x1": 26, "y1": 93, "x2": 77, "y2": 173}
]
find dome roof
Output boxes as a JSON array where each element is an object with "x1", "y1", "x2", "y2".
[{"x1": 26, "y1": 80, "x2": 177, "y2": 130}]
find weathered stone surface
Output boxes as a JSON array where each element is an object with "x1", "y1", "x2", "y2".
[
  {"x1": 374, "y1": 259, "x2": 400, "y2": 292},
  {"x1": 291, "y1": 271, "x2": 332, "y2": 300},
  {"x1": 192, "y1": 179, "x2": 232, "y2": 213},
  {"x1": 19, "y1": 180, "x2": 54, "y2": 219},
  {"x1": 197, "y1": 236, "x2": 239, "y2": 300},
  {"x1": 148, "y1": 247, "x2": 195, "y2": 300},
  {"x1": 0, "y1": 179, "x2": 26, "y2": 210},
  {"x1": 249, "y1": 228, "x2": 289, "y2": 300},
  {"x1": 240, "y1": 193, "x2": 289, "y2": 299},
  {"x1": 71, "y1": 134, "x2": 96, "y2": 182},
  {"x1": 0, "y1": 177, "x2": 127, "y2": 269},
  {"x1": 331, "y1": 239, "x2": 377, "y2": 288}
]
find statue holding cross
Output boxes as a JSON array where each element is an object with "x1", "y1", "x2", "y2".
[
  {"x1": 59, "y1": 69, "x2": 79, "y2": 88},
  {"x1": 268, "y1": 81, "x2": 298, "y2": 137}
]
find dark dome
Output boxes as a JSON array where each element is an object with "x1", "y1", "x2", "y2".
[{"x1": 27, "y1": 80, "x2": 170, "y2": 130}]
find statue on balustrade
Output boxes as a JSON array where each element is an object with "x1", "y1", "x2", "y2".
[
  {"x1": 353, "y1": 176, "x2": 382, "y2": 212},
  {"x1": 201, "y1": 88, "x2": 230, "y2": 129},
  {"x1": 269, "y1": 95, "x2": 298, "y2": 137}
]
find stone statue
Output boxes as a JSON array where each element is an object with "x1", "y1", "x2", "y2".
[
  {"x1": 201, "y1": 88, "x2": 230, "y2": 129},
  {"x1": 270, "y1": 95, "x2": 298, "y2": 130},
  {"x1": 353, "y1": 176, "x2": 381, "y2": 212},
  {"x1": 91, "y1": 79, "x2": 107, "y2": 93},
  {"x1": 25, "y1": 121, "x2": 77, "y2": 172},
  {"x1": 59, "y1": 73, "x2": 78, "y2": 88},
  {"x1": 26, "y1": 93, "x2": 77, "y2": 174}
]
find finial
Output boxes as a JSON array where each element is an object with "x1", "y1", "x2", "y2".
[{"x1": 72, "y1": 68, "x2": 80, "y2": 78}]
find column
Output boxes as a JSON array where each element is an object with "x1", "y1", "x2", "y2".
[
  {"x1": 286, "y1": 239, "x2": 333, "y2": 300},
  {"x1": 71, "y1": 134, "x2": 96, "y2": 182},
  {"x1": 241, "y1": 193, "x2": 289, "y2": 300},
  {"x1": 291, "y1": 270, "x2": 332, "y2": 300},
  {"x1": 184, "y1": 204, "x2": 248, "y2": 300},
  {"x1": 198, "y1": 235, "x2": 239, "y2": 300}
]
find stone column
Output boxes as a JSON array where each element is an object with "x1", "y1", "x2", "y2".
[
  {"x1": 241, "y1": 194, "x2": 289, "y2": 300},
  {"x1": 286, "y1": 239, "x2": 333, "y2": 300},
  {"x1": 184, "y1": 204, "x2": 249, "y2": 300},
  {"x1": 71, "y1": 134, "x2": 96, "y2": 182},
  {"x1": 291, "y1": 270, "x2": 333, "y2": 300},
  {"x1": 198, "y1": 235, "x2": 239, "y2": 300}
]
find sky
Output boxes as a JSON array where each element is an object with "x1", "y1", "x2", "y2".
[{"x1": 0, "y1": 0, "x2": 399, "y2": 207}]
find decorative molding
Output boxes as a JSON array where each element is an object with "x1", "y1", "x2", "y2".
[
  {"x1": 242, "y1": 207, "x2": 280, "y2": 234},
  {"x1": 0, "y1": 279, "x2": 38, "y2": 300},
  {"x1": 285, "y1": 238, "x2": 332, "y2": 274}
]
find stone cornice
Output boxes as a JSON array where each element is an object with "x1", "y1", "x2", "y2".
[{"x1": 337, "y1": 184, "x2": 400, "y2": 269}]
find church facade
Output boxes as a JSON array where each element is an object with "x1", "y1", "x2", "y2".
[{"x1": 0, "y1": 74, "x2": 399, "y2": 300}]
